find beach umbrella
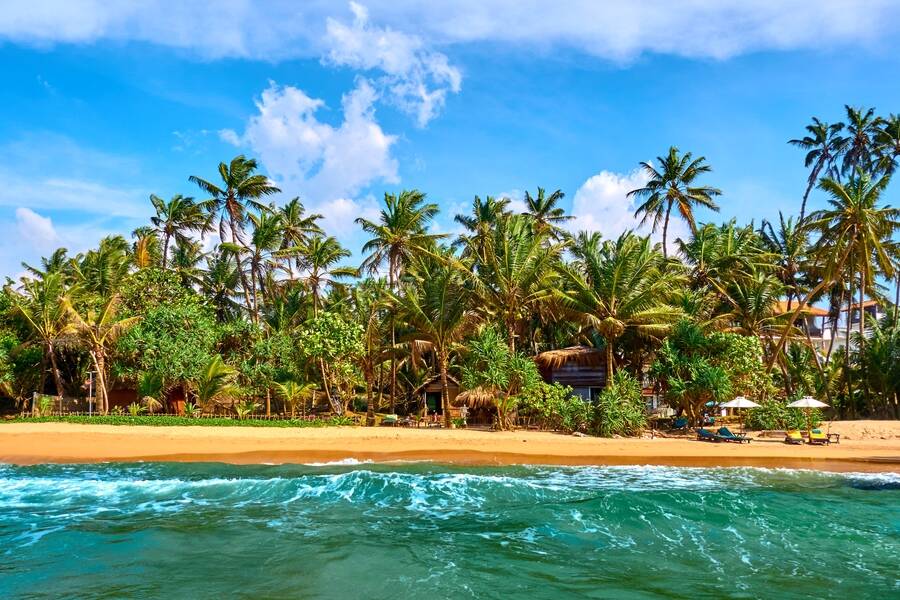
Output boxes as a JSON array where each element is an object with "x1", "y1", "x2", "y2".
[
  {"x1": 787, "y1": 396, "x2": 829, "y2": 432},
  {"x1": 721, "y1": 396, "x2": 760, "y2": 434}
]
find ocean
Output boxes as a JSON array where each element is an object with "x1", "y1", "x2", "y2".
[{"x1": 0, "y1": 462, "x2": 897, "y2": 599}]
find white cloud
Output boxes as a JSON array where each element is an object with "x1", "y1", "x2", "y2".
[
  {"x1": 2, "y1": 1, "x2": 897, "y2": 63},
  {"x1": 324, "y1": 2, "x2": 461, "y2": 126},
  {"x1": 15, "y1": 207, "x2": 60, "y2": 251},
  {"x1": 221, "y1": 79, "x2": 398, "y2": 234},
  {"x1": 568, "y1": 168, "x2": 689, "y2": 252}
]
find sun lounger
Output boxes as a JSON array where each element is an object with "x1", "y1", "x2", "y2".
[
  {"x1": 808, "y1": 428, "x2": 828, "y2": 445},
  {"x1": 381, "y1": 414, "x2": 398, "y2": 426},
  {"x1": 673, "y1": 417, "x2": 689, "y2": 430},
  {"x1": 697, "y1": 428, "x2": 721, "y2": 442},
  {"x1": 716, "y1": 427, "x2": 750, "y2": 444},
  {"x1": 784, "y1": 430, "x2": 803, "y2": 445}
]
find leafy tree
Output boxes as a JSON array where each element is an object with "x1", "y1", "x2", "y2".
[
  {"x1": 13, "y1": 273, "x2": 71, "y2": 396},
  {"x1": 519, "y1": 382, "x2": 590, "y2": 433},
  {"x1": 594, "y1": 371, "x2": 647, "y2": 437},
  {"x1": 296, "y1": 311, "x2": 363, "y2": 414}
]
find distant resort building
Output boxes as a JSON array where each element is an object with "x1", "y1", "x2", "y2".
[{"x1": 774, "y1": 298, "x2": 892, "y2": 355}]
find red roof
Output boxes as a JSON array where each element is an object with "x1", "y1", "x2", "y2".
[{"x1": 773, "y1": 301, "x2": 829, "y2": 317}]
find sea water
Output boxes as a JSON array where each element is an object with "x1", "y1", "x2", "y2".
[{"x1": 0, "y1": 462, "x2": 897, "y2": 599}]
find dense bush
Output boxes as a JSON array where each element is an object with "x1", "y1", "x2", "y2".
[
  {"x1": 594, "y1": 371, "x2": 647, "y2": 437},
  {"x1": 745, "y1": 399, "x2": 821, "y2": 430},
  {"x1": 519, "y1": 382, "x2": 591, "y2": 433}
]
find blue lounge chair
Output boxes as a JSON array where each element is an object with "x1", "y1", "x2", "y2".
[
  {"x1": 716, "y1": 427, "x2": 750, "y2": 444},
  {"x1": 672, "y1": 417, "x2": 689, "y2": 430},
  {"x1": 696, "y1": 428, "x2": 721, "y2": 442}
]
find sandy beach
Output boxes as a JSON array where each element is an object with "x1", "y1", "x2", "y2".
[{"x1": 1, "y1": 420, "x2": 898, "y2": 471}]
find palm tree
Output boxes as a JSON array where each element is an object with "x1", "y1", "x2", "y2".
[
  {"x1": 71, "y1": 236, "x2": 131, "y2": 299},
  {"x1": 466, "y1": 214, "x2": 564, "y2": 351},
  {"x1": 760, "y1": 213, "x2": 809, "y2": 304},
  {"x1": 523, "y1": 187, "x2": 571, "y2": 239},
  {"x1": 274, "y1": 379, "x2": 317, "y2": 418},
  {"x1": 22, "y1": 248, "x2": 71, "y2": 281},
  {"x1": 278, "y1": 197, "x2": 323, "y2": 279},
  {"x1": 64, "y1": 294, "x2": 140, "y2": 414},
  {"x1": 788, "y1": 117, "x2": 844, "y2": 221},
  {"x1": 628, "y1": 146, "x2": 722, "y2": 257},
  {"x1": 556, "y1": 232, "x2": 683, "y2": 384},
  {"x1": 131, "y1": 227, "x2": 161, "y2": 270},
  {"x1": 839, "y1": 105, "x2": 884, "y2": 176},
  {"x1": 193, "y1": 355, "x2": 238, "y2": 413},
  {"x1": 13, "y1": 273, "x2": 71, "y2": 398},
  {"x1": 356, "y1": 189, "x2": 444, "y2": 408},
  {"x1": 393, "y1": 251, "x2": 472, "y2": 428},
  {"x1": 454, "y1": 195, "x2": 510, "y2": 258},
  {"x1": 298, "y1": 235, "x2": 356, "y2": 316},
  {"x1": 222, "y1": 211, "x2": 285, "y2": 322},
  {"x1": 350, "y1": 279, "x2": 392, "y2": 425},
  {"x1": 875, "y1": 114, "x2": 900, "y2": 175},
  {"x1": 170, "y1": 239, "x2": 206, "y2": 288},
  {"x1": 189, "y1": 155, "x2": 281, "y2": 247},
  {"x1": 201, "y1": 250, "x2": 242, "y2": 322},
  {"x1": 149, "y1": 194, "x2": 212, "y2": 268}
]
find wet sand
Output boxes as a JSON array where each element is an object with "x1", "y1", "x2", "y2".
[{"x1": 1, "y1": 422, "x2": 898, "y2": 472}]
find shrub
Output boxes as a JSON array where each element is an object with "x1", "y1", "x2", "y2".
[
  {"x1": 519, "y1": 382, "x2": 591, "y2": 433},
  {"x1": 127, "y1": 402, "x2": 146, "y2": 416},
  {"x1": 745, "y1": 399, "x2": 821, "y2": 430},
  {"x1": 593, "y1": 371, "x2": 647, "y2": 437}
]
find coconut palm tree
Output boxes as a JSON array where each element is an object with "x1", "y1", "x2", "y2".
[
  {"x1": 149, "y1": 194, "x2": 212, "y2": 269},
  {"x1": 71, "y1": 236, "x2": 131, "y2": 300},
  {"x1": 64, "y1": 294, "x2": 140, "y2": 414},
  {"x1": 22, "y1": 248, "x2": 72, "y2": 281},
  {"x1": 298, "y1": 235, "x2": 356, "y2": 317},
  {"x1": 839, "y1": 105, "x2": 884, "y2": 176},
  {"x1": 193, "y1": 355, "x2": 238, "y2": 413},
  {"x1": 221, "y1": 211, "x2": 285, "y2": 322},
  {"x1": 201, "y1": 250, "x2": 242, "y2": 322},
  {"x1": 13, "y1": 272, "x2": 71, "y2": 398},
  {"x1": 466, "y1": 214, "x2": 564, "y2": 351},
  {"x1": 189, "y1": 155, "x2": 281, "y2": 247},
  {"x1": 760, "y1": 213, "x2": 809, "y2": 305},
  {"x1": 274, "y1": 379, "x2": 317, "y2": 418},
  {"x1": 278, "y1": 197, "x2": 323, "y2": 279},
  {"x1": 556, "y1": 232, "x2": 683, "y2": 384},
  {"x1": 170, "y1": 239, "x2": 206, "y2": 288},
  {"x1": 454, "y1": 195, "x2": 510, "y2": 258},
  {"x1": 350, "y1": 279, "x2": 392, "y2": 425},
  {"x1": 393, "y1": 250, "x2": 472, "y2": 428},
  {"x1": 875, "y1": 114, "x2": 900, "y2": 175},
  {"x1": 356, "y1": 189, "x2": 444, "y2": 408},
  {"x1": 788, "y1": 117, "x2": 844, "y2": 221},
  {"x1": 628, "y1": 146, "x2": 722, "y2": 257},
  {"x1": 523, "y1": 187, "x2": 571, "y2": 239}
]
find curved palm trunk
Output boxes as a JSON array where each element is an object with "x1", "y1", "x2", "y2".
[
  {"x1": 661, "y1": 204, "x2": 672, "y2": 259},
  {"x1": 47, "y1": 341, "x2": 65, "y2": 405},
  {"x1": 162, "y1": 232, "x2": 171, "y2": 270},
  {"x1": 320, "y1": 358, "x2": 341, "y2": 415},
  {"x1": 605, "y1": 342, "x2": 615, "y2": 388},
  {"x1": 365, "y1": 378, "x2": 375, "y2": 426}
]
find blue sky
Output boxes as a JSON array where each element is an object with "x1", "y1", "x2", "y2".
[{"x1": 1, "y1": 1, "x2": 899, "y2": 277}]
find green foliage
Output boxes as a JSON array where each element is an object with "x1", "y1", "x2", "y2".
[
  {"x1": 708, "y1": 331, "x2": 773, "y2": 398},
  {"x1": 118, "y1": 268, "x2": 195, "y2": 314},
  {"x1": 594, "y1": 371, "x2": 647, "y2": 437},
  {"x1": 127, "y1": 402, "x2": 145, "y2": 416},
  {"x1": 519, "y1": 382, "x2": 591, "y2": 433},
  {"x1": 296, "y1": 312, "x2": 364, "y2": 362},
  {"x1": 746, "y1": 399, "x2": 821, "y2": 430},
  {"x1": 461, "y1": 326, "x2": 542, "y2": 429},
  {"x1": 194, "y1": 355, "x2": 238, "y2": 412},
  {"x1": 34, "y1": 394, "x2": 55, "y2": 417},
  {"x1": 115, "y1": 295, "x2": 219, "y2": 388},
  {"x1": 234, "y1": 399, "x2": 259, "y2": 419},
  {"x1": 182, "y1": 402, "x2": 200, "y2": 418}
]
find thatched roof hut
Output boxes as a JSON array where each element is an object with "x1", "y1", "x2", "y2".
[
  {"x1": 534, "y1": 346, "x2": 606, "y2": 401},
  {"x1": 452, "y1": 386, "x2": 496, "y2": 408}
]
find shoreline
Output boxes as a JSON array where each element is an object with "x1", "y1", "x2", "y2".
[{"x1": 1, "y1": 422, "x2": 898, "y2": 472}]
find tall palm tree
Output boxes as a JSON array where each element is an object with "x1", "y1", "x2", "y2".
[
  {"x1": 788, "y1": 117, "x2": 844, "y2": 221},
  {"x1": 221, "y1": 211, "x2": 284, "y2": 322},
  {"x1": 201, "y1": 250, "x2": 242, "y2": 322},
  {"x1": 875, "y1": 114, "x2": 900, "y2": 175},
  {"x1": 523, "y1": 187, "x2": 571, "y2": 239},
  {"x1": 760, "y1": 213, "x2": 809, "y2": 305},
  {"x1": 149, "y1": 194, "x2": 212, "y2": 269},
  {"x1": 356, "y1": 189, "x2": 444, "y2": 407},
  {"x1": 466, "y1": 214, "x2": 564, "y2": 351},
  {"x1": 350, "y1": 279, "x2": 392, "y2": 425},
  {"x1": 298, "y1": 235, "x2": 356, "y2": 316},
  {"x1": 189, "y1": 155, "x2": 281, "y2": 247},
  {"x1": 22, "y1": 248, "x2": 71, "y2": 281},
  {"x1": 393, "y1": 251, "x2": 472, "y2": 428},
  {"x1": 839, "y1": 105, "x2": 884, "y2": 176},
  {"x1": 628, "y1": 146, "x2": 722, "y2": 258},
  {"x1": 278, "y1": 197, "x2": 323, "y2": 279},
  {"x1": 13, "y1": 273, "x2": 71, "y2": 397},
  {"x1": 170, "y1": 239, "x2": 206, "y2": 288},
  {"x1": 71, "y1": 236, "x2": 131, "y2": 300},
  {"x1": 64, "y1": 294, "x2": 140, "y2": 414},
  {"x1": 453, "y1": 195, "x2": 510, "y2": 258},
  {"x1": 556, "y1": 232, "x2": 683, "y2": 384}
]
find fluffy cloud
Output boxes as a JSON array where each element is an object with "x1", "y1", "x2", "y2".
[
  {"x1": 220, "y1": 79, "x2": 398, "y2": 233},
  {"x1": 568, "y1": 168, "x2": 689, "y2": 253},
  {"x1": 2, "y1": 1, "x2": 897, "y2": 62},
  {"x1": 15, "y1": 207, "x2": 60, "y2": 251},
  {"x1": 324, "y1": 2, "x2": 461, "y2": 126}
]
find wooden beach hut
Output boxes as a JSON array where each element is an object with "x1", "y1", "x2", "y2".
[
  {"x1": 412, "y1": 374, "x2": 462, "y2": 418},
  {"x1": 534, "y1": 346, "x2": 607, "y2": 402}
]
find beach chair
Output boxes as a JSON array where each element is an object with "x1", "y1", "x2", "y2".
[
  {"x1": 784, "y1": 430, "x2": 803, "y2": 445},
  {"x1": 696, "y1": 428, "x2": 721, "y2": 442},
  {"x1": 808, "y1": 428, "x2": 828, "y2": 445},
  {"x1": 672, "y1": 417, "x2": 689, "y2": 430},
  {"x1": 381, "y1": 414, "x2": 399, "y2": 427},
  {"x1": 716, "y1": 427, "x2": 750, "y2": 444}
]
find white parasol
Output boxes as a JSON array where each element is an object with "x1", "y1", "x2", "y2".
[{"x1": 721, "y1": 396, "x2": 760, "y2": 434}]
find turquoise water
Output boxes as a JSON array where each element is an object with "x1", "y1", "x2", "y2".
[{"x1": 0, "y1": 463, "x2": 897, "y2": 599}]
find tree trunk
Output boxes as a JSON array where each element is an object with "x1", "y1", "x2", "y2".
[
  {"x1": 661, "y1": 204, "x2": 671, "y2": 259},
  {"x1": 389, "y1": 257, "x2": 397, "y2": 414},
  {"x1": 162, "y1": 232, "x2": 171, "y2": 270},
  {"x1": 265, "y1": 387, "x2": 271, "y2": 417},
  {"x1": 605, "y1": 342, "x2": 614, "y2": 388},
  {"x1": 320, "y1": 358, "x2": 341, "y2": 414},
  {"x1": 439, "y1": 353, "x2": 451, "y2": 429},
  {"x1": 47, "y1": 341, "x2": 65, "y2": 403},
  {"x1": 366, "y1": 373, "x2": 375, "y2": 426}
]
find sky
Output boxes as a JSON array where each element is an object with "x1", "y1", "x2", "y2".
[{"x1": 1, "y1": 0, "x2": 899, "y2": 278}]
